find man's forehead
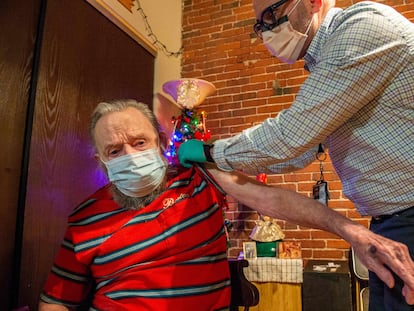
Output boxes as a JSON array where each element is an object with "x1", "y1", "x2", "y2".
[
  {"x1": 94, "y1": 108, "x2": 157, "y2": 143},
  {"x1": 98, "y1": 108, "x2": 151, "y2": 129}
]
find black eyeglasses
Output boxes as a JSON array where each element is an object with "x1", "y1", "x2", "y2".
[{"x1": 253, "y1": 0, "x2": 289, "y2": 39}]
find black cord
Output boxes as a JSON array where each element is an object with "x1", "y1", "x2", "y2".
[{"x1": 135, "y1": 0, "x2": 183, "y2": 57}]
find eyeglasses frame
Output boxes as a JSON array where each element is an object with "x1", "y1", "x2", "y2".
[{"x1": 253, "y1": 0, "x2": 290, "y2": 38}]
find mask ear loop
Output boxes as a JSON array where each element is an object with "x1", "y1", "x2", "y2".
[
  {"x1": 273, "y1": 0, "x2": 302, "y2": 28},
  {"x1": 286, "y1": 0, "x2": 303, "y2": 16},
  {"x1": 271, "y1": 0, "x2": 313, "y2": 34},
  {"x1": 266, "y1": 0, "x2": 302, "y2": 32},
  {"x1": 287, "y1": 0, "x2": 313, "y2": 35},
  {"x1": 100, "y1": 156, "x2": 108, "y2": 165},
  {"x1": 303, "y1": 14, "x2": 313, "y2": 35}
]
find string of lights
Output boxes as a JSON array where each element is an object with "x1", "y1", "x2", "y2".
[{"x1": 135, "y1": 0, "x2": 183, "y2": 57}]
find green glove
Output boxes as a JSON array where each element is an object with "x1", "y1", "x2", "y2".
[{"x1": 178, "y1": 139, "x2": 207, "y2": 168}]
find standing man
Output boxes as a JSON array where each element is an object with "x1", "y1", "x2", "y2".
[{"x1": 178, "y1": 0, "x2": 414, "y2": 309}]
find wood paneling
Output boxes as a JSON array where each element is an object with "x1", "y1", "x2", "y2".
[
  {"x1": 16, "y1": 0, "x2": 154, "y2": 308},
  {"x1": 0, "y1": 0, "x2": 42, "y2": 308}
]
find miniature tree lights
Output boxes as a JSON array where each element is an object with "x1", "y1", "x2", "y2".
[{"x1": 162, "y1": 78, "x2": 216, "y2": 166}]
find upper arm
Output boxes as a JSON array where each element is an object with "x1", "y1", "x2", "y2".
[{"x1": 205, "y1": 165, "x2": 274, "y2": 213}]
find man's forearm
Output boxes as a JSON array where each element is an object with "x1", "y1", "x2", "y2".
[
  {"x1": 207, "y1": 165, "x2": 414, "y2": 306},
  {"x1": 206, "y1": 165, "x2": 364, "y2": 243}
]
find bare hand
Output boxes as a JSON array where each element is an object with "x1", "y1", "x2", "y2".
[{"x1": 352, "y1": 232, "x2": 414, "y2": 305}]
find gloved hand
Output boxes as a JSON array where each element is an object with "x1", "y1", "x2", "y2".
[{"x1": 178, "y1": 139, "x2": 207, "y2": 168}]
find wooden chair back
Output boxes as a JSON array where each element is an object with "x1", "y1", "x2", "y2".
[{"x1": 228, "y1": 259, "x2": 260, "y2": 311}]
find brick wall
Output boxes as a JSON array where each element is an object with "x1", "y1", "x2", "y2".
[{"x1": 181, "y1": 0, "x2": 414, "y2": 260}]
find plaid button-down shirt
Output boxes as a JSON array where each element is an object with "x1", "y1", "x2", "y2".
[{"x1": 214, "y1": 2, "x2": 414, "y2": 216}]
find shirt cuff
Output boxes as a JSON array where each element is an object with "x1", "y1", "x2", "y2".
[{"x1": 212, "y1": 139, "x2": 234, "y2": 172}]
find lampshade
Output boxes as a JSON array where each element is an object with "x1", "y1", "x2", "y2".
[{"x1": 162, "y1": 78, "x2": 216, "y2": 109}]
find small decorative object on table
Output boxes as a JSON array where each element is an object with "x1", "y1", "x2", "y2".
[
  {"x1": 243, "y1": 241, "x2": 258, "y2": 259},
  {"x1": 278, "y1": 241, "x2": 302, "y2": 259},
  {"x1": 250, "y1": 215, "x2": 285, "y2": 257}
]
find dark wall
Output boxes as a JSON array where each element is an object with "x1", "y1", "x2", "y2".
[{"x1": 0, "y1": 0, "x2": 155, "y2": 309}]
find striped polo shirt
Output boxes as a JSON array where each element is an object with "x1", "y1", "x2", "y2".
[{"x1": 40, "y1": 166, "x2": 230, "y2": 310}]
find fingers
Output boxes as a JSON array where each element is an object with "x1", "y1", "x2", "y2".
[
  {"x1": 353, "y1": 235, "x2": 414, "y2": 288},
  {"x1": 362, "y1": 239, "x2": 414, "y2": 305},
  {"x1": 366, "y1": 244, "x2": 414, "y2": 306},
  {"x1": 375, "y1": 243, "x2": 414, "y2": 284},
  {"x1": 364, "y1": 251, "x2": 395, "y2": 288},
  {"x1": 324, "y1": 218, "x2": 414, "y2": 306},
  {"x1": 402, "y1": 285, "x2": 414, "y2": 305}
]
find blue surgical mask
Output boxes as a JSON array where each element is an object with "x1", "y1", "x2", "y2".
[{"x1": 103, "y1": 148, "x2": 167, "y2": 198}]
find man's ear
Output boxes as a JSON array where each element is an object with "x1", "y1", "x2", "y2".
[
  {"x1": 310, "y1": 0, "x2": 322, "y2": 13},
  {"x1": 159, "y1": 132, "x2": 168, "y2": 154},
  {"x1": 94, "y1": 152, "x2": 108, "y2": 173}
]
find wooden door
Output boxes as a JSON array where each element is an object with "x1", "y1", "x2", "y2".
[
  {"x1": 0, "y1": 0, "x2": 42, "y2": 308},
  {"x1": 17, "y1": 0, "x2": 154, "y2": 308}
]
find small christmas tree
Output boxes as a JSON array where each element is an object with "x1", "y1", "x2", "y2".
[
  {"x1": 165, "y1": 109, "x2": 211, "y2": 166},
  {"x1": 162, "y1": 79, "x2": 216, "y2": 166}
]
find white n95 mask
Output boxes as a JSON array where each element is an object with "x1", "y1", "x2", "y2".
[{"x1": 103, "y1": 148, "x2": 167, "y2": 198}]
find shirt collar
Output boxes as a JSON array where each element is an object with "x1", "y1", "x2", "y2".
[{"x1": 304, "y1": 7, "x2": 343, "y2": 72}]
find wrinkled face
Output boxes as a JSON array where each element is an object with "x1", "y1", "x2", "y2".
[{"x1": 94, "y1": 107, "x2": 160, "y2": 162}]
